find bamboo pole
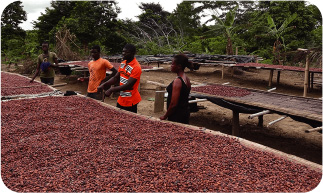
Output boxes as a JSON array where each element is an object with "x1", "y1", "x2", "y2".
[
  {"x1": 248, "y1": 110, "x2": 271, "y2": 119},
  {"x1": 188, "y1": 99, "x2": 207, "y2": 104},
  {"x1": 267, "y1": 87, "x2": 276, "y2": 92},
  {"x1": 305, "y1": 127, "x2": 322, "y2": 133},
  {"x1": 267, "y1": 116, "x2": 288, "y2": 127}
]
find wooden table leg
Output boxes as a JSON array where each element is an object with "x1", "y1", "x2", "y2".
[
  {"x1": 221, "y1": 65, "x2": 225, "y2": 79},
  {"x1": 311, "y1": 72, "x2": 314, "y2": 90},
  {"x1": 277, "y1": 70, "x2": 281, "y2": 85},
  {"x1": 258, "y1": 115, "x2": 263, "y2": 128},
  {"x1": 268, "y1": 69, "x2": 274, "y2": 88},
  {"x1": 232, "y1": 110, "x2": 239, "y2": 136}
]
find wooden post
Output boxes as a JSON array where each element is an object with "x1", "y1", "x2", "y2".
[
  {"x1": 154, "y1": 86, "x2": 165, "y2": 113},
  {"x1": 310, "y1": 72, "x2": 314, "y2": 90},
  {"x1": 277, "y1": 70, "x2": 281, "y2": 85},
  {"x1": 221, "y1": 65, "x2": 224, "y2": 79},
  {"x1": 268, "y1": 69, "x2": 274, "y2": 88},
  {"x1": 230, "y1": 67, "x2": 234, "y2": 76},
  {"x1": 232, "y1": 110, "x2": 239, "y2": 136},
  {"x1": 304, "y1": 54, "x2": 309, "y2": 97},
  {"x1": 257, "y1": 115, "x2": 263, "y2": 128},
  {"x1": 235, "y1": 47, "x2": 238, "y2": 55}
]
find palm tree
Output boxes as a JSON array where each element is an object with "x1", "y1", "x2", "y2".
[{"x1": 266, "y1": 13, "x2": 297, "y2": 64}]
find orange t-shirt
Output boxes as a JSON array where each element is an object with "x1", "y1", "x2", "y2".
[
  {"x1": 117, "y1": 58, "x2": 142, "y2": 107},
  {"x1": 88, "y1": 58, "x2": 114, "y2": 93}
]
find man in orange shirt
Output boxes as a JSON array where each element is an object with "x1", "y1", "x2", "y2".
[
  {"x1": 98, "y1": 44, "x2": 141, "y2": 113},
  {"x1": 78, "y1": 45, "x2": 117, "y2": 100}
]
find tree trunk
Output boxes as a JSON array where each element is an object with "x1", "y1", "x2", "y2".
[{"x1": 226, "y1": 37, "x2": 233, "y2": 55}]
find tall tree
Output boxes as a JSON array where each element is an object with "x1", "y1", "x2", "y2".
[
  {"x1": 33, "y1": 1, "x2": 76, "y2": 44},
  {"x1": 168, "y1": 1, "x2": 201, "y2": 41},
  {"x1": 1, "y1": 1, "x2": 27, "y2": 63},
  {"x1": 127, "y1": 2, "x2": 178, "y2": 53},
  {"x1": 60, "y1": 1, "x2": 121, "y2": 53},
  {"x1": 34, "y1": 1, "x2": 123, "y2": 54},
  {"x1": 1, "y1": 1, "x2": 27, "y2": 48}
]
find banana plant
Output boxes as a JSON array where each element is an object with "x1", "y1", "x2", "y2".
[
  {"x1": 266, "y1": 13, "x2": 297, "y2": 64},
  {"x1": 205, "y1": 5, "x2": 239, "y2": 55}
]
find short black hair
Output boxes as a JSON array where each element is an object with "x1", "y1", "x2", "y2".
[
  {"x1": 174, "y1": 54, "x2": 193, "y2": 70},
  {"x1": 91, "y1": 45, "x2": 101, "y2": 53},
  {"x1": 124, "y1": 44, "x2": 136, "y2": 53},
  {"x1": 42, "y1": 41, "x2": 49, "y2": 46}
]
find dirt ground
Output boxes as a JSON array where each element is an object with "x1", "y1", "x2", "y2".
[{"x1": 3, "y1": 63, "x2": 322, "y2": 164}]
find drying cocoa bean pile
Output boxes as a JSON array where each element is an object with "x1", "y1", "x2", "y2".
[
  {"x1": 2, "y1": 95, "x2": 321, "y2": 192},
  {"x1": 192, "y1": 84, "x2": 251, "y2": 97},
  {"x1": 1, "y1": 72, "x2": 54, "y2": 96},
  {"x1": 236, "y1": 63, "x2": 322, "y2": 72}
]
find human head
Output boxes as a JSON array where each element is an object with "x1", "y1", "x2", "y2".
[
  {"x1": 41, "y1": 41, "x2": 49, "y2": 53},
  {"x1": 122, "y1": 44, "x2": 136, "y2": 62},
  {"x1": 171, "y1": 54, "x2": 192, "y2": 72},
  {"x1": 91, "y1": 45, "x2": 101, "y2": 60}
]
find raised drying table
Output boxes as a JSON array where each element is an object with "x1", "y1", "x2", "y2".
[
  {"x1": 232, "y1": 63, "x2": 322, "y2": 92},
  {"x1": 191, "y1": 84, "x2": 322, "y2": 136}
]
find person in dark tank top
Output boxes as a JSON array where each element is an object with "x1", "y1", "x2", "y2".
[{"x1": 160, "y1": 54, "x2": 192, "y2": 124}]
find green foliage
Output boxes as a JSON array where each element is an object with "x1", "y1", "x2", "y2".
[
  {"x1": 2, "y1": 0, "x2": 322, "y2": 68},
  {"x1": 168, "y1": 1, "x2": 201, "y2": 38},
  {"x1": 266, "y1": 12, "x2": 297, "y2": 51},
  {"x1": 137, "y1": 42, "x2": 174, "y2": 55},
  {"x1": 34, "y1": 1, "x2": 123, "y2": 55}
]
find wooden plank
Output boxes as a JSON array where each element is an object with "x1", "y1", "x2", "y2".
[{"x1": 191, "y1": 90, "x2": 322, "y2": 122}]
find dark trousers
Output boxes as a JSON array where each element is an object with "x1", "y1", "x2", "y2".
[
  {"x1": 117, "y1": 103, "x2": 138, "y2": 113},
  {"x1": 40, "y1": 77, "x2": 54, "y2": 85}
]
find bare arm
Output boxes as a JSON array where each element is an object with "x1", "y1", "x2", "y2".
[
  {"x1": 98, "y1": 72, "x2": 120, "y2": 91},
  {"x1": 50, "y1": 57, "x2": 59, "y2": 67},
  {"x1": 30, "y1": 61, "x2": 41, "y2": 83},
  {"x1": 104, "y1": 76, "x2": 137, "y2": 97}
]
